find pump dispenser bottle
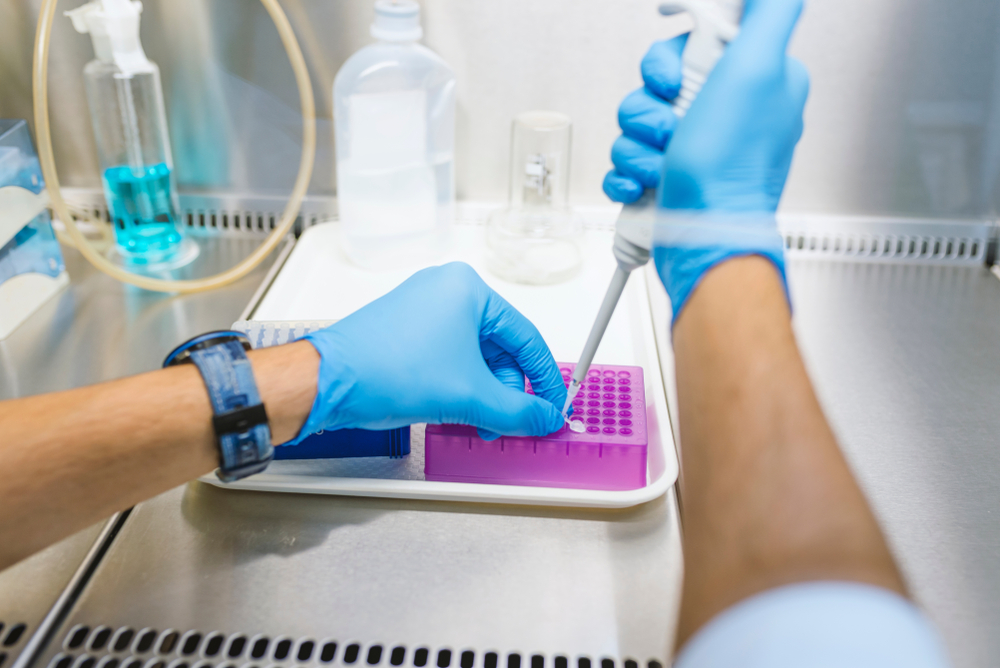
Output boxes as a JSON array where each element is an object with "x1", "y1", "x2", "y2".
[
  {"x1": 333, "y1": 0, "x2": 456, "y2": 269},
  {"x1": 67, "y1": 0, "x2": 193, "y2": 267}
]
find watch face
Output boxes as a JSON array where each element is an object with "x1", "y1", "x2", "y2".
[{"x1": 163, "y1": 331, "x2": 251, "y2": 367}]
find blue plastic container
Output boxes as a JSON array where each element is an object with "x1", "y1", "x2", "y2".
[
  {"x1": 0, "y1": 119, "x2": 67, "y2": 339},
  {"x1": 276, "y1": 427, "x2": 410, "y2": 460}
]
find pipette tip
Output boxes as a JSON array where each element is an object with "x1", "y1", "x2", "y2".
[{"x1": 560, "y1": 379, "x2": 582, "y2": 420}]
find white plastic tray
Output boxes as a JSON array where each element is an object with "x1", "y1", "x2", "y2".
[{"x1": 202, "y1": 222, "x2": 678, "y2": 508}]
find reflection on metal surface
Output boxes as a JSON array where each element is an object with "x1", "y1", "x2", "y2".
[
  {"x1": 0, "y1": 233, "x2": 286, "y2": 400},
  {"x1": 789, "y1": 260, "x2": 1000, "y2": 668},
  {"x1": 906, "y1": 101, "x2": 985, "y2": 215}
]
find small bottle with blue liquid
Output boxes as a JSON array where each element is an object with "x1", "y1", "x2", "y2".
[{"x1": 67, "y1": 0, "x2": 192, "y2": 267}]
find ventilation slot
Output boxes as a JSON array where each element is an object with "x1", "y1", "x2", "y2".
[
  {"x1": 52, "y1": 625, "x2": 663, "y2": 668},
  {"x1": 296, "y1": 640, "x2": 314, "y2": 662},
  {"x1": 134, "y1": 630, "x2": 157, "y2": 654},
  {"x1": 271, "y1": 639, "x2": 292, "y2": 662},
  {"x1": 180, "y1": 633, "x2": 202, "y2": 657},
  {"x1": 320, "y1": 642, "x2": 337, "y2": 663},
  {"x1": 224, "y1": 636, "x2": 246, "y2": 659},
  {"x1": 112, "y1": 630, "x2": 135, "y2": 653},
  {"x1": 0, "y1": 622, "x2": 28, "y2": 651},
  {"x1": 158, "y1": 632, "x2": 180, "y2": 655},
  {"x1": 202, "y1": 635, "x2": 224, "y2": 658},
  {"x1": 249, "y1": 637, "x2": 269, "y2": 660},
  {"x1": 90, "y1": 628, "x2": 113, "y2": 652}
]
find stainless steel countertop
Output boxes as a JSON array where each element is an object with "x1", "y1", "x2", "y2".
[
  {"x1": 0, "y1": 233, "x2": 285, "y2": 668},
  {"x1": 7, "y1": 236, "x2": 1000, "y2": 668},
  {"x1": 43, "y1": 483, "x2": 682, "y2": 664},
  {"x1": 789, "y1": 260, "x2": 1000, "y2": 668}
]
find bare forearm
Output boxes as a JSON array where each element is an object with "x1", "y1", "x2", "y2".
[
  {"x1": 0, "y1": 341, "x2": 318, "y2": 569},
  {"x1": 672, "y1": 257, "x2": 905, "y2": 645}
]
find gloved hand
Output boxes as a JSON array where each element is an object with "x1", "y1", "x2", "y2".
[
  {"x1": 605, "y1": 0, "x2": 810, "y2": 321},
  {"x1": 603, "y1": 37, "x2": 686, "y2": 204},
  {"x1": 288, "y1": 262, "x2": 568, "y2": 444}
]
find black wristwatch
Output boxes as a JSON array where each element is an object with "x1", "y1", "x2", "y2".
[{"x1": 164, "y1": 331, "x2": 273, "y2": 482}]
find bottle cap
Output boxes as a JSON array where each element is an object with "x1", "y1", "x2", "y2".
[
  {"x1": 65, "y1": 0, "x2": 153, "y2": 77},
  {"x1": 371, "y1": 0, "x2": 423, "y2": 42}
]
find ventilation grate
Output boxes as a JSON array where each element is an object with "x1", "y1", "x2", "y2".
[
  {"x1": 70, "y1": 205, "x2": 324, "y2": 238},
  {"x1": 0, "y1": 620, "x2": 30, "y2": 666},
  {"x1": 58, "y1": 189, "x2": 337, "y2": 240},
  {"x1": 778, "y1": 217, "x2": 993, "y2": 266},
  {"x1": 50, "y1": 626, "x2": 664, "y2": 668},
  {"x1": 783, "y1": 231, "x2": 985, "y2": 263}
]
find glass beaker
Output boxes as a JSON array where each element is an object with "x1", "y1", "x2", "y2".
[{"x1": 487, "y1": 111, "x2": 582, "y2": 285}]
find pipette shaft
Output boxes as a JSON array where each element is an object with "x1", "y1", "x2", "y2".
[{"x1": 560, "y1": 265, "x2": 632, "y2": 417}]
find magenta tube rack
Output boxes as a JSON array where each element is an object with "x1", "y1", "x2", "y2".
[{"x1": 424, "y1": 363, "x2": 647, "y2": 491}]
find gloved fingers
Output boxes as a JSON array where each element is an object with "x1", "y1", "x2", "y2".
[
  {"x1": 611, "y1": 135, "x2": 663, "y2": 189},
  {"x1": 619, "y1": 87, "x2": 677, "y2": 149},
  {"x1": 737, "y1": 0, "x2": 805, "y2": 65},
  {"x1": 603, "y1": 170, "x2": 645, "y2": 204},
  {"x1": 640, "y1": 35, "x2": 688, "y2": 101},
  {"x1": 470, "y1": 381, "x2": 565, "y2": 438},
  {"x1": 478, "y1": 340, "x2": 536, "y2": 441},
  {"x1": 480, "y1": 340, "x2": 527, "y2": 390},
  {"x1": 478, "y1": 290, "x2": 567, "y2": 412}
]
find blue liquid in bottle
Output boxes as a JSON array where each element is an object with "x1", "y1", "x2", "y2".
[{"x1": 102, "y1": 162, "x2": 183, "y2": 264}]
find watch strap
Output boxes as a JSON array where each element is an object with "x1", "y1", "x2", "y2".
[{"x1": 166, "y1": 333, "x2": 273, "y2": 482}]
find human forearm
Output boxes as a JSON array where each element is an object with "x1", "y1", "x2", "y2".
[
  {"x1": 671, "y1": 257, "x2": 906, "y2": 644},
  {"x1": 0, "y1": 341, "x2": 317, "y2": 569}
]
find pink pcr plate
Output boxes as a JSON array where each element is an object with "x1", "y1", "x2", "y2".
[{"x1": 424, "y1": 363, "x2": 647, "y2": 491}]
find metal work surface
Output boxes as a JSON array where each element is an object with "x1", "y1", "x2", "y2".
[
  {"x1": 35, "y1": 485, "x2": 682, "y2": 668},
  {"x1": 0, "y1": 234, "x2": 283, "y2": 667},
  {"x1": 7, "y1": 236, "x2": 1000, "y2": 668},
  {"x1": 788, "y1": 260, "x2": 1000, "y2": 668}
]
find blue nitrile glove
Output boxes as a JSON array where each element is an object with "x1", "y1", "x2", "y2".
[
  {"x1": 288, "y1": 262, "x2": 568, "y2": 444},
  {"x1": 603, "y1": 37, "x2": 686, "y2": 204},
  {"x1": 605, "y1": 0, "x2": 810, "y2": 322}
]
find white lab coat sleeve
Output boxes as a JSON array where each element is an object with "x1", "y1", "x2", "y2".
[{"x1": 673, "y1": 582, "x2": 951, "y2": 668}]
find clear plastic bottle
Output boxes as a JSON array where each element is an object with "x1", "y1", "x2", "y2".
[
  {"x1": 333, "y1": 0, "x2": 455, "y2": 269},
  {"x1": 67, "y1": 0, "x2": 192, "y2": 267}
]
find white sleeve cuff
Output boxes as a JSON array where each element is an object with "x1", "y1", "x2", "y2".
[{"x1": 674, "y1": 582, "x2": 951, "y2": 668}]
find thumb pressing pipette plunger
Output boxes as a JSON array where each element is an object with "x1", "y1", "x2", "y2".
[{"x1": 561, "y1": 0, "x2": 745, "y2": 420}]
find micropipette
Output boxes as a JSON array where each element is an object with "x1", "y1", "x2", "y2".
[{"x1": 561, "y1": 0, "x2": 745, "y2": 419}]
